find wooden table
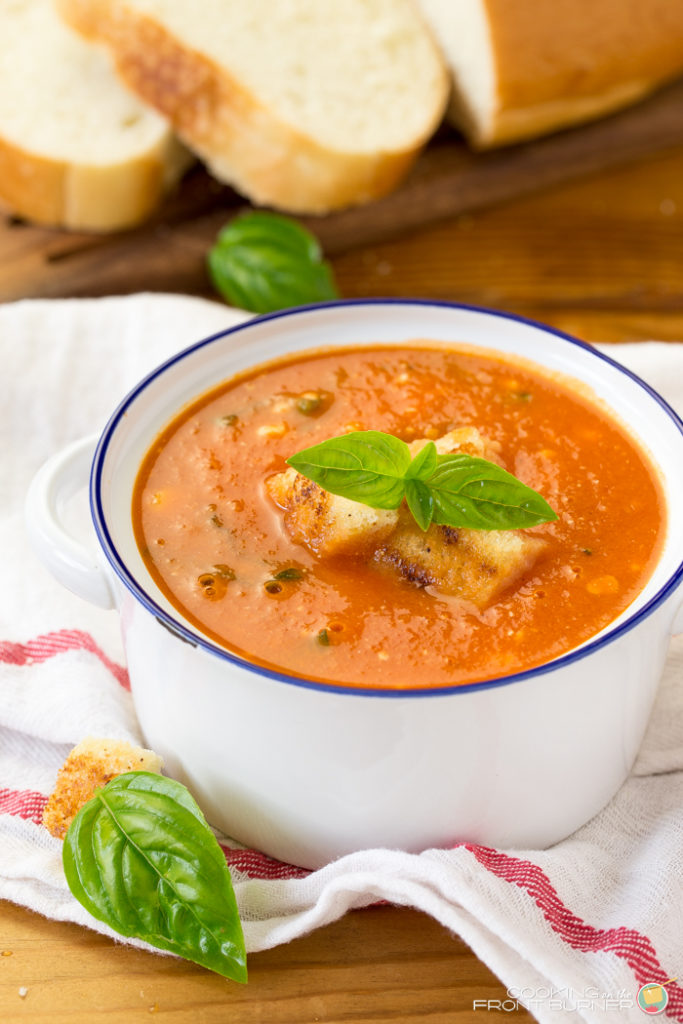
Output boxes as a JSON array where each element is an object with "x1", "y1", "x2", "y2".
[{"x1": 2, "y1": 140, "x2": 683, "y2": 1024}]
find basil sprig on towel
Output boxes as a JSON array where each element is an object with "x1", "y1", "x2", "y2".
[
  {"x1": 287, "y1": 430, "x2": 557, "y2": 532},
  {"x1": 63, "y1": 772, "x2": 247, "y2": 983},
  {"x1": 208, "y1": 211, "x2": 339, "y2": 313}
]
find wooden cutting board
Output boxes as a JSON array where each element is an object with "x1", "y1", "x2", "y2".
[{"x1": 2, "y1": 78, "x2": 683, "y2": 303}]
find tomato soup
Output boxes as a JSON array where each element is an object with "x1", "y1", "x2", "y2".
[{"x1": 132, "y1": 344, "x2": 665, "y2": 688}]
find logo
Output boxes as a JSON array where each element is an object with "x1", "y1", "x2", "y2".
[{"x1": 637, "y1": 980, "x2": 675, "y2": 1015}]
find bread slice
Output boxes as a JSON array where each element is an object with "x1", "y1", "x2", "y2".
[
  {"x1": 0, "y1": 0, "x2": 189, "y2": 231},
  {"x1": 42, "y1": 736, "x2": 163, "y2": 839},
  {"x1": 59, "y1": 0, "x2": 449, "y2": 214},
  {"x1": 417, "y1": 0, "x2": 683, "y2": 147}
]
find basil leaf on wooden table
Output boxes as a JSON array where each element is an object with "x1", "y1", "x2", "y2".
[
  {"x1": 63, "y1": 772, "x2": 247, "y2": 983},
  {"x1": 287, "y1": 430, "x2": 557, "y2": 532},
  {"x1": 208, "y1": 211, "x2": 339, "y2": 313}
]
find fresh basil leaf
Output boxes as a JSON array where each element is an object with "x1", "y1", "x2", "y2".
[
  {"x1": 214, "y1": 210, "x2": 321, "y2": 260},
  {"x1": 287, "y1": 431, "x2": 411, "y2": 509},
  {"x1": 405, "y1": 478, "x2": 434, "y2": 531},
  {"x1": 429, "y1": 454, "x2": 558, "y2": 530},
  {"x1": 63, "y1": 772, "x2": 247, "y2": 983},
  {"x1": 208, "y1": 211, "x2": 339, "y2": 313},
  {"x1": 286, "y1": 429, "x2": 557, "y2": 531},
  {"x1": 406, "y1": 440, "x2": 437, "y2": 481}
]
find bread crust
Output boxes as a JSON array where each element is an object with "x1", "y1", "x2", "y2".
[
  {"x1": 469, "y1": 0, "x2": 683, "y2": 146},
  {"x1": 60, "y1": 0, "x2": 448, "y2": 214},
  {"x1": 0, "y1": 130, "x2": 190, "y2": 231}
]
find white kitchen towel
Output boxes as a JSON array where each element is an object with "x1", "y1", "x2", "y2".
[{"x1": 1, "y1": 294, "x2": 681, "y2": 1024}]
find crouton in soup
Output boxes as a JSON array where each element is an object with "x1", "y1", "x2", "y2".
[{"x1": 133, "y1": 344, "x2": 664, "y2": 689}]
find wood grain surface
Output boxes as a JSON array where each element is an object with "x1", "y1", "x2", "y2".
[
  {"x1": 0, "y1": 900, "x2": 521, "y2": 1024},
  {"x1": 2, "y1": 118, "x2": 683, "y2": 1024},
  {"x1": 1, "y1": 77, "x2": 682, "y2": 305}
]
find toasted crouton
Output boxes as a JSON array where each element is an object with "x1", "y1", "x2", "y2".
[
  {"x1": 42, "y1": 737, "x2": 163, "y2": 840},
  {"x1": 410, "y1": 426, "x2": 503, "y2": 462},
  {"x1": 265, "y1": 428, "x2": 499, "y2": 558},
  {"x1": 266, "y1": 466, "x2": 398, "y2": 557},
  {"x1": 383, "y1": 425, "x2": 545, "y2": 606},
  {"x1": 374, "y1": 513, "x2": 547, "y2": 608},
  {"x1": 267, "y1": 427, "x2": 547, "y2": 606}
]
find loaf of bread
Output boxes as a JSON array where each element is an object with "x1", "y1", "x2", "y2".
[
  {"x1": 42, "y1": 736, "x2": 163, "y2": 839},
  {"x1": 58, "y1": 0, "x2": 449, "y2": 214},
  {"x1": 417, "y1": 0, "x2": 683, "y2": 147},
  {"x1": 0, "y1": 0, "x2": 189, "y2": 231}
]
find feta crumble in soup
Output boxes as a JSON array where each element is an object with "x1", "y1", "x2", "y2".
[{"x1": 132, "y1": 344, "x2": 665, "y2": 689}]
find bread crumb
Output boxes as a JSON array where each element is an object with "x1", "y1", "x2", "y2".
[
  {"x1": 586, "y1": 575, "x2": 619, "y2": 595},
  {"x1": 257, "y1": 423, "x2": 287, "y2": 438}
]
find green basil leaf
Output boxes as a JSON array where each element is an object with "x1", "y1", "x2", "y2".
[
  {"x1": 405, "y1": 478, "x2": 434, "y2": 531},
  {"x1": 208, "y1": 211, "x2": 339, "y2": 313},
  {"x1": 63, "y1": 772, "x2": 247, "y2": 983},
  {"x1": 429, "y1": 454, "x2": 558, "y2": 530},
  {"x1": 406, "y1": 440, "x2": 437, "y2": 481},
  {"x1": 287, "y1": 431, "x2": 411, "y2": 509},
  {"x1": 286, "y1": 430, "x2": 557, "y2": 531},
  {"x1": 214, "y1": 210, "x2": 321, "y2": 260}
]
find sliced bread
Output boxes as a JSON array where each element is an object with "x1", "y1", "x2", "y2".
[
  {"x1": 417, "y1": 0, "x2": 683, "y2": 147},
  {"x1": 59, "y1": 0, "x2": 449, "y2": 214},
  {"x1": 0, "y1": 0, "x2": 189, "y2": 231}
]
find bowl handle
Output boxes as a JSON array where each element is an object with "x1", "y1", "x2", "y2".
[{"x1": 25, "y1": 435, "x2": 116, "y2": 610}]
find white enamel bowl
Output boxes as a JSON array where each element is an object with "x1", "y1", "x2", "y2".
[{"x1": 26, "y1": 301, "x2": 683, "y2": 869}]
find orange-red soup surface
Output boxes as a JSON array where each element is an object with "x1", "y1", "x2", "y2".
[{"x1": 133, "y1": 344, "x2": 665, "y2": 689}]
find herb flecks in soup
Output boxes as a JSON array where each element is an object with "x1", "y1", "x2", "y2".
[{"x1": 133, "y1": 345, "x2": 665, "y2": 689}]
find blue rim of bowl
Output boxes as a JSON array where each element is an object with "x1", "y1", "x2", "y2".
[{"x1": 90, "y1": 298, "x2": 683, "y2": 699}]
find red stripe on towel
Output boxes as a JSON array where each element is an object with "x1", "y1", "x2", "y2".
[
  {"x1": 465, "y1": 844, "x2": 683, "y2": 1020},
  {"x1": 0, "y1": 630, "x2": 130, "y2": 690},
  {"x1": 0, "y1": 788, "x2": 48, "y2": 825},
  {"x1": 220, "y1": 844, "x2": 310, "y2": 880},
  {"x1": 0, "y1": 784, "x2": 309, "y2": 878}
]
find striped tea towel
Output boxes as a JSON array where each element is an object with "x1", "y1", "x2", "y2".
[{"x1": 1, "y1": 293, "x2": 682, "y2": 1024}]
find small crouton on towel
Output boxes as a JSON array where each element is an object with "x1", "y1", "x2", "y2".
[{"x1": 42, "y1": 737, "x2": 163, "y2": 840}]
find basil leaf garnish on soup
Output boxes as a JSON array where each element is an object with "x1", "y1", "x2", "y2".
[
  {"x1": 63, "y1": 772, "x2": 247, "y2": 983},
  {"x1": 208, "y1": 211, "x2": 339, "y2": 313},
  {"x1": 287, "y1": 430, "x2": 411, "y2": 509},
  {"x1": 428, "y1": 454, "x2": 558, "y2": 530},
  {"x1": 287, "y1": 430, "x2": 557, "y2": 532}
]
